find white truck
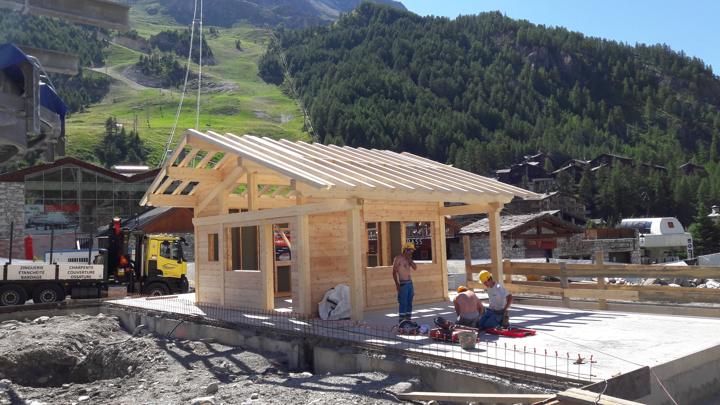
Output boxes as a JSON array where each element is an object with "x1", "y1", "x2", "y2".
[{"x1": 0, "y1": 261, "x2": 106, "y2": 306}]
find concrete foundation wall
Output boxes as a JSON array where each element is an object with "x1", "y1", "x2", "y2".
[{"x1": 639, "y1": 345, "x2": 720, "y2": 405}]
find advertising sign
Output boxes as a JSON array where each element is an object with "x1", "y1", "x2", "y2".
[
  {"x1": 5, "y1": 264, "x2": 56, "y2": 281},
  {"x1": 57, "y1": 264, "x2": 104, "y2": 280}
]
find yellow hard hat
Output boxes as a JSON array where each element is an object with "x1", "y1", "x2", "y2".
[
  {"x1": 457, "y1": 286, "x2": 468, "y2": 293},
  {"x1": 479, "y1": 270, "x2": 492, "y2": 283},
  {"x1": 403, "y1": 242, "x2": 415, "y2": 251}
]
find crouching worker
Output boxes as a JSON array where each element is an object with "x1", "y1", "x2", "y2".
[
  {"x1": 478, "y1": 270, "x2": 512, "y2": 329},
  {"x1": 454, "y1": 286, "x2": 485, "y2": 328}
]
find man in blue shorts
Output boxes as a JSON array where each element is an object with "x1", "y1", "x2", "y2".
[{"x1": 477, "y1": 270, "x2": 512, "y2": 329}]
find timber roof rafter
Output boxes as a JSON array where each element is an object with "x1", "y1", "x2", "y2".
[{"x1": 141, "y1": 130, "x2": 538, "y2": 208}]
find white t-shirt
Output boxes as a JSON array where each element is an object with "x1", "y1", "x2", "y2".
[{"x1": 487, "y1": 283, "x2": 509, "y2": 311}]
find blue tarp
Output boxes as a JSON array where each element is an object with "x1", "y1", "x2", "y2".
[{"x1": 0, "y1": 43, "x2": 67, "y2": 135}]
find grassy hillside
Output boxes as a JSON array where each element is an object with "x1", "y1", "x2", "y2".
[{"x1": 65, "y1": 2, "x2": 307, "y2": 166}]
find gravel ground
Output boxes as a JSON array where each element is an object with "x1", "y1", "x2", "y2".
[{"x1": 0, "y1": 314, "x2": 418, "y2": 405}]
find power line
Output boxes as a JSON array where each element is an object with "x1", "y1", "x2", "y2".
[
  {"x1": 159, "y1": 0, "x2": 198, "y2": 167},
  {"x1": 196, "y1": 0, "x2": 203, "y2": 130}
]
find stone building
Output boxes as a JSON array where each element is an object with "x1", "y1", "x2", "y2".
[{"x1": 449, "y1": 211, "x2": 584, "y2": 261}]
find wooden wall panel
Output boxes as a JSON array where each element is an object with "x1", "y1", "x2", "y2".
[
  {"x1": 223, "y1": 271, "x2": 264, "y2": 308},
  {"x1": 363, "y1": 200, "x2": 439, "y2": 223},
  {"x1": 364, "y1": 264, "x2": 444, "y2": 310},
  {"x1": 308, "y1": 212, "x2": 350, "y2": 311}
]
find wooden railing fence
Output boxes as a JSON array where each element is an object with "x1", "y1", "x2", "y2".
[{"x1": 466, "y1": 252, "x2": 720, "y2": 310}]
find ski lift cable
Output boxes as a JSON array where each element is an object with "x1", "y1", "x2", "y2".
[
  {"x1": 196, "y1": 0, "x2": 203, "y2": 130},
  {"x1": 160, "y1": 0, "x2": 199, "y2": 167}
]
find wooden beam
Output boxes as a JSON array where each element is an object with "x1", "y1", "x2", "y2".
[
  {"x1": 166, "y1": 167, "x2": 221, "y2": 182},
  {"x1": 595, "y1": 251, "x2": 608, "y2": 310},
  {"x1": 347, "y1": 201, "x2": 365, "y2": 321},
  {"x1": 559, "y1": 262, "x2": 570, "y2": 307},
  {"x1": 219, "y1": 224, "x2": 226, "y2": 306},
  {"x1": 487, "y1": 203, "x2": 503, "y2": 282},
  {"x1": 226, "y1": 194, "x2": 295, "y2": 210},
  {"x1": 140, "y1": 138, "x2": 186, "y2": 206},
  {"x1": 438, "y1": 204, "x2": 490, "y2": 216},
  {"x1": 396, "y1": 392, "x2": 553, "y2": 403},
  {"x1": 556, "y1": 388, "x2": 644, "y2": 404},
  {"x1": 437, "y1": 208, "x2": 449, "y2": 300},
  {"x1": 295, "y1": 213, "x2": 312, "y2": 315},
  {"x1": 171, "y1": 180, "x2": 190, "y2": 195},
  {"x1": 248, "y1": 172, "x2": 258, "y2": 211},
  {"x1": 380, "y1": 221, "x2": 391, "y2": 266},
  {"x1": 187, "y1": 129, "x2": 332, "y2": 189},
  {"x1": 193, "y1": 225, "x2": 200, "y2": 302},
  {"x1": 463, "y1": 234, "x2": 472, "y2": 283},
  {"x1": 192, "y1": 199, "x2": 357, "y2": 227},
  {"x1": 146, "y1": 194, "x2": 197, "y2": 208},
  {"x1": 155, "y1": 178, "x2": 176, "y2": 195},
  {"x1": 296, "y1": 183, "x2": 496, "y2": 206},
  {"x1": 177, "y1": 148, "x2": 200, "y2": 167},
  {"x1": 194, "y1": 150, "x2": 219, "y2": 169},
  {"x1": 196, "y1": 166, "x2": 245, "y2": 214},
  {"x1": 259, "y1": 223, "x2": 274, "y2": 310}
]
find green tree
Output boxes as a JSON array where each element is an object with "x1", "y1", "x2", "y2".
[
  {"x1": 578, "y1": 166, "x2": 594, "y2": 209},
  {"x1": 689, "y1": 202, "x2": 720, "y2": 256}
]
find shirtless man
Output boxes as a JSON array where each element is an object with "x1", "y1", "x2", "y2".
[
  {"x1": 393, "y1": 242, "x2": 417, "y2": 322},
  {"x1": 453, "y1": 286, "x2": 485, "y2": 328}
]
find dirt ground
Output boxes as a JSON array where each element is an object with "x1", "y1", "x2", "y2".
[{"x1": 0, "y1": 314, "x2": 417, "y2": 405}]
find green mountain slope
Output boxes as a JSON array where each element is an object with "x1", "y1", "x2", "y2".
[
  {"x1": 65, "y1": 2, "x2": 307, "y2": 165},
  {"x1": 260, "y1": 3, "x2": 720, "y2": 173}
]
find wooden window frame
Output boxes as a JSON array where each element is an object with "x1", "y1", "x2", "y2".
[{"x1": 208, "y1": 233, "x2": 219, "y2": 262}]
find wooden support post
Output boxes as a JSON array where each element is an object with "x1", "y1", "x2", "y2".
[
  {"x1": 559, "y1": 261, "x2": 569, "y2": 307},
  {"x1": 259, "y1": 223, "x2": 274, "y2": 310},
  {"x1": 219, "y1": 224, "x2": 226, "y2": 306},
  {"x1": 437, "y1": 208, "x2": 450, "y2": 300},
  {"x1": 247, "y1": 172, "x2": 258, "y2": 211},
  {"x1": 347, "y1": 201, "x2": 365, "y2": 321},
  {"x1": 595, "y1": 250, "x2": 608, "y2": 310},
  {"x1": 463, "y1": 234, "x2": 472, "y2": 283},
  {"x1": 194, "y1": 225, "x2": 200, "y2": 303},
  {"x1": 295, "y1": 214, "x2": 312, "y2": 316},
  {"x1": 488, "y1": 203, "x2": 504, "y2": 282},
  {"x1": 503, "y1": 259, "x2": 512, "y2": 284},
  {"x1": 380, "y1": 222, "x2": 391, "y2": 266}
]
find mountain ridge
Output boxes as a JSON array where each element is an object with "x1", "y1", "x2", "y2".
[{"x1": 154, "y1": 0, "x2": 406, "y2": 28}]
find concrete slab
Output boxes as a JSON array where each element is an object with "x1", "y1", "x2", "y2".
[
  {"x1": 363, "y1": 293, "x2": 720, "y2": 381},
  {"x1": 107, "y1": 293, "x2": 720, "y2": 384}
]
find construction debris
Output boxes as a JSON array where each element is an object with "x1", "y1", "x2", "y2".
[{"x1": 0, "y1": 314, "x2": 418, "y2": 404}]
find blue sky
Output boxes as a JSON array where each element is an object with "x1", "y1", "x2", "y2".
[{"x1": 401, "y1": 1, "x2": 719, "y2": 72}]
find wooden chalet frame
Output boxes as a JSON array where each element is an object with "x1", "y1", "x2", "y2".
[{"x1": 141, "y1": 130, "x2": 536, "y2": 320}]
